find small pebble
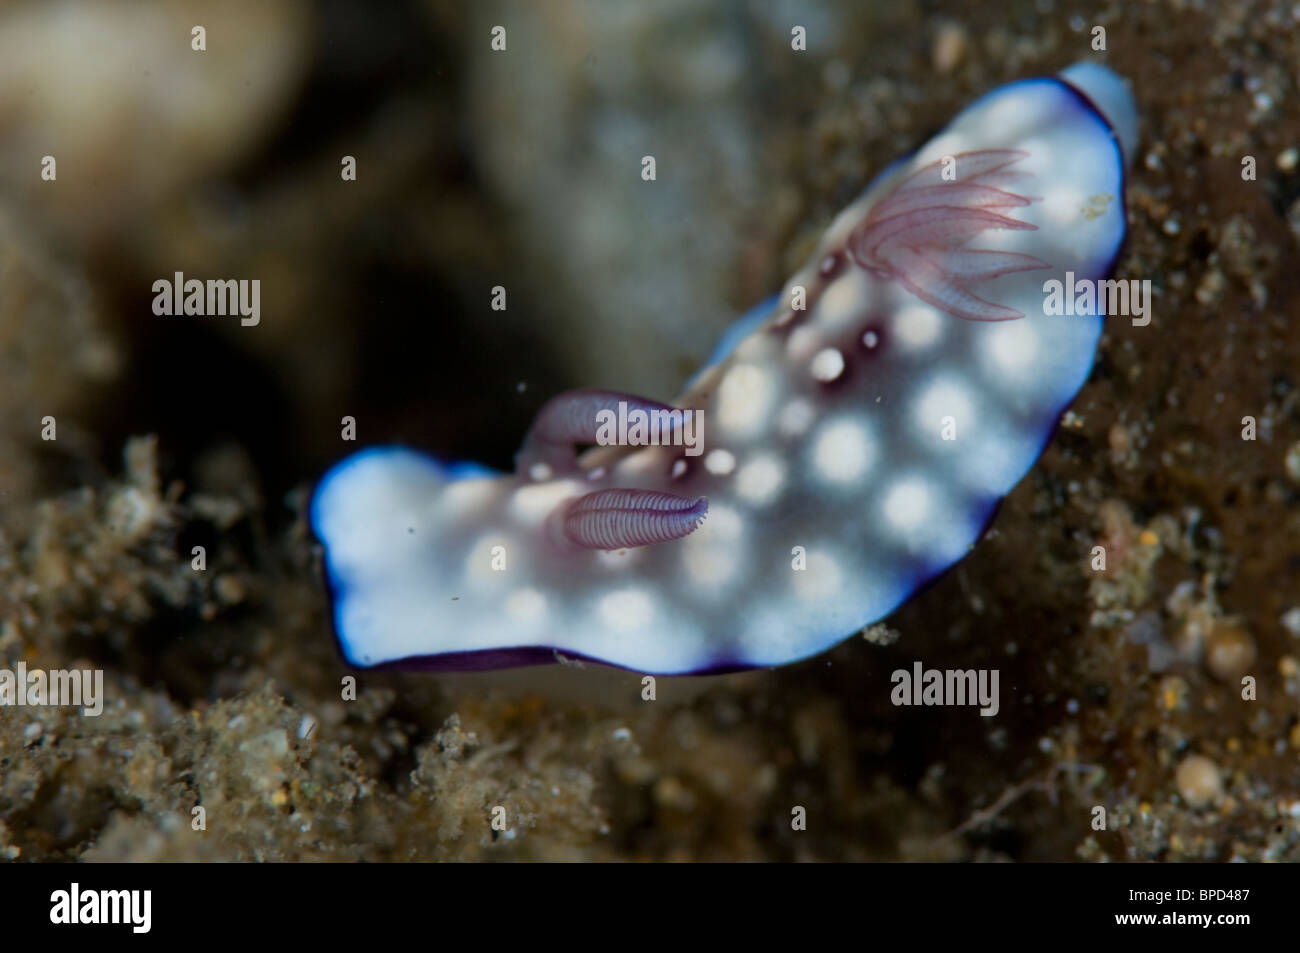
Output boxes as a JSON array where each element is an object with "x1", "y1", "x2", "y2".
[
  {"x1": 931, "y1": 22, "x2": 967, "y2": 73},
  {"x1": 1175, "y1": 754, "x2": 1223, "y2": 809},
  {"x1": 1285, "y1": 441, "x2": 1300, "y2": 485},
  {"x1": 654, "y1": 775, "x2": 694, "y2": 810},
  {"x1": 1160, "y1": 675, "x2": 1189, "y2": 711},
  {"x1": 1108, "y1": 422, "x2": 1135, "y2": 462},
  {"x1": 1166, "y1": 580, "x2": 1199, "y2": 616},
  {"x1": 214, "y1": 574, "x2": 245, "y2": 606},
  {"x1": 1204, "y1": 621, "x2": 1256, "y2": 682}
]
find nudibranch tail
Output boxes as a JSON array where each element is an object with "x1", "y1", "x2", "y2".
[{"x1": 562, "y1": 488, "x2": 708, "y2": 551}]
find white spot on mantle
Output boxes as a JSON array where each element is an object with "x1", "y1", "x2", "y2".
[
  {"x1": 506, "y1": 588, "x2": 547, "y2": 621},
  {"x1": 736, "y1": 455, "x2": 785, "y2": 505},
  {"x1": 893, "y1": 304, "x2": 942, "y2": 351},
  {"x1": 716, "y1": 364, "x2": 774, "y2": 437},
  {"x1": 812, "y1": 419, "x2": 874, "y2": 483},
  {"x1": 705, "y1": 449, "x2": 736, "y2": 475},
  {"x1": 778, "y1": 398, "x2": 816, "y2": 437},
  {"x1": 883, "y1": 479, "x2": 931, "y2": 531},
  {"x1": 599, "y1": 589, "x2": 654, "y2": 631},
  {"x1": 810, "y1": 347, "x2": 845, "y2": 382}
]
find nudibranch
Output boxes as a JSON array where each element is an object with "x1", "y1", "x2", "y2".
[{"x1": 311, "y1": 62, "x2": 1136, "y2": 674}]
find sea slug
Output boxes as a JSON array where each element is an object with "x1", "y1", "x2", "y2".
[{"x1": 310, "y1": 62, "x2": 1136, "y2": 674}]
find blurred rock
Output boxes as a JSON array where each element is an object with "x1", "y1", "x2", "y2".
[{"x1": 0, "y1": 0, "x2": 310, "y2": 248}]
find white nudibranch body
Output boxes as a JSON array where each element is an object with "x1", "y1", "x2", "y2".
[{"x1": 311, "y1": 63, "x2": 1136, "y2": 674}]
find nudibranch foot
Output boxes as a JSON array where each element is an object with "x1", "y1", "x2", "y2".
[{"x1": 311, "y1": 61, "x2": 1137, "y2": 675}]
